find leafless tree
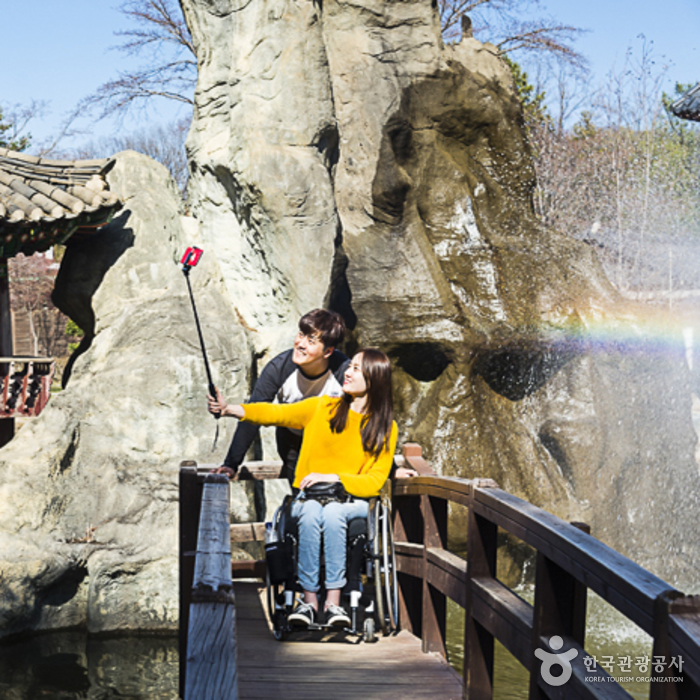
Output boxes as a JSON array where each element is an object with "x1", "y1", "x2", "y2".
[
  {"x1": 531, "y1": 40, "x2": 700, "y2": 294},
  {"x1": 0, "y1": 101, "x2": 46, "y2": 151},
  {"x1": 9, "y1": 253, "x2": 68, "y2": 358},
  {"x1": 82, "y1": 0, "x2": 195, "y2": 120},
  {"x1": 76, "y1": 117, "x2": 190, "y2": 193},
  {"x1": 440, "y1": 0, "x2": 587, "y2": 70}
]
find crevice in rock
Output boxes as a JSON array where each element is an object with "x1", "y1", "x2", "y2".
[
  {"x1": 371, "y1": 116, "x2": 413, "y2": 225},
  {"x1": 52, "y1": 210, "x2": 135, "y2": 387},
  {"x1": 54, "y1": 426, "x2": 80, "y2": 477},
  {"x1": 325, "y1": 225, "x2": 357, "y2": 332},
  {"x1": 38, "y1": 563, "x2": 88, "y2": 609},
  {"x1": 313, "y1": 124, "x2": 339, "y2": 178},
  {"x1": 473, "y1": 342, "x2": 578, "y2": 401},
  {"x1": 388, "y1": 342, "x2": 452, "y2": 382},
  {"x1": 538, "y1": 426, "x2": 574, "y2": 485}
]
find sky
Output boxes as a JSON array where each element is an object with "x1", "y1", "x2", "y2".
[{"x1": 0, "y1": 0, "x2": 698, "y2": 154}]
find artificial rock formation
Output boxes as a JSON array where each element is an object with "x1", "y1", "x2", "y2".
[
  {"x1": 1, "y1": 0, "x2": 699, "y2": 639},
  {"x1": 181, "y1": 0, "x2": 700, "y2": 587},
  {"x1": 0, "y1": 151, "x2": 254, "y2": 638}
]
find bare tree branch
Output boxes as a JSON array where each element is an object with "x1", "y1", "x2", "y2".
[
  {"x1": 117, "y1": 0, "x2": 196, "y2": 57},
  {"x1": 83, "y1": 0, "x2": 196, "y2": 121},
  {"x1": 497, "y1": 23, "x2": 588, "y2": 70},
  {"x1": 439, "y1": 0, "x2": 588, "y2": 71}
]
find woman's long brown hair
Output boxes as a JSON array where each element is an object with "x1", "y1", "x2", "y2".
[{"x1": 329, "y1": 348, "x2": 394, "y2": 459}]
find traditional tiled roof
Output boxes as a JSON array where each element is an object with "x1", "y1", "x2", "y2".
[
  {"x1": 671, "y1": 83, "x2": 700, "y2": 122},
  {"x1": 0, "y1": 148, "x2": 121, "y2": 258}
]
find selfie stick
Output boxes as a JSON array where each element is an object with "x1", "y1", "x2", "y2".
[{"x1": 180, "y1": 247, "x2": 217, "y2": 402}]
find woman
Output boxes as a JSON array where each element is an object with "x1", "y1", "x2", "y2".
[{"x1": 208, "y1": 348, "x2": 397, "y2": 627}]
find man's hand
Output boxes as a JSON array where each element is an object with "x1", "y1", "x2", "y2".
[
  {"x1": 213, "y1": 466, "x2": 237, "y2": 480},
  {"x1": 207, "y1": 391, "x2": 245, "y2": 419},
  {"x1": 207, "y1": 389, "x2": 228, "y2": 417}
]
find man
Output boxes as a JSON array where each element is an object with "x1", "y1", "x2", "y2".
[{"x1": 211, "y1": 309, "x2": 349, "y2": 483}]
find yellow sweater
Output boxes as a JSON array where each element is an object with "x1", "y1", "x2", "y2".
[{"x1": 241, "y1": 396, "x2": 397, "y2": 498}]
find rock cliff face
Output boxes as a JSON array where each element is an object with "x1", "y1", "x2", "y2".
[
  {"x1": 1, "y1": 0, "x2": 698, "y2": 638},
  {"x1": 0, "y1": 152, "x2": 253, "y2": 637},
  {"x1": 181, "y1": 0, "x2": 700, "y2": 586}
]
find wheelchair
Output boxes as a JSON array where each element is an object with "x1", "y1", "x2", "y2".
[{"x1": 264, "y1": 492, "x2": 399, "y2": 642}]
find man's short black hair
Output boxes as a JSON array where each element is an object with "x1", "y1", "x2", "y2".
[{"x1": 299, "y1": 309, "x2": 346, "y2": 349}]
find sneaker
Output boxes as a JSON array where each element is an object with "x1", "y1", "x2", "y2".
[
  {"x1": 288, "y1": 602, "x2": 316, "y2": 627},
  {"x1": 324, "y1": 604, "x2": 350, "y2": 627}
]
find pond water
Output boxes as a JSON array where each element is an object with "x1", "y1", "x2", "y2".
[
  {"x1": 446, "y1": 588, "x2": 655, "y2": 700},
  {"x1": 0, "y1": 632, "x2": 179, "y2": 699},
  {"x1": 2, "y1": 590, "x2": 654, "y2": 699}
]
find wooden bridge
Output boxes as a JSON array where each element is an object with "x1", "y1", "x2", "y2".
[{"x1": 179, "y1": 445, "x2": 700, "y2": 700}]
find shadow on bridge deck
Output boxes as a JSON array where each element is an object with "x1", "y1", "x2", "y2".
[{"x1": 235, "y1": 581, "x2": 463, "y2": 700}]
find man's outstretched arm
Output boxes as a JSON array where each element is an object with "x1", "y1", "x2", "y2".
[{"x1": 217, "y1": 350, "x2": 295, "y2": 473}]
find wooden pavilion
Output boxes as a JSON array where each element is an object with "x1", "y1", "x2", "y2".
[{"x1": 0, "y1": 147, "x2": 121, "y2": 445}]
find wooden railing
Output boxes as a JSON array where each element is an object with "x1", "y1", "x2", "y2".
[
  {"x1": 394, "y1": 446, "x2": 700, "y2": 700},
  {"x1": 179, "y1": 447, "x2": 700, "y2": 700},
  {"x1": 179, "y1": 469, "x2": 238, "y2": 700},
  {"x1": 0, "y1": 356, "x2": 54, "y2": 418}
]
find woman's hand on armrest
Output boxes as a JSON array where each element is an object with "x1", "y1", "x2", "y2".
[
  {"x1": 207, "y1": 390, "x2": 245, "y2": 419},
  {"x1": 394, "y1": 467, "x2": 418, "y2": 478},
  {"x1": 299, "y1": 472, "x2": 340, "y2": 489}
]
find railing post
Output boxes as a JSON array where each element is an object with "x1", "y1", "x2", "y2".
[
  {"x1": 528, "y1": 521, "x2": 590, "y2": 700},
  {"x1": 393, "y1": 488, "x2": 423, "y2": 637},
  {"x1": 394, "y1": 443, "x2": 433, "y2": 638},
  {"x1": 184, "y1": 472, "x2": 238, "y2": 700},
  {"x1": 650, "y1": 590, "x2": 694, "y2": 700},
  {"x1": 464, "y1": 486, "x2": 497, "y2": 700},
  {"x1": 421, "y1": 491, "x2": 448, "y2": 656},
  {"x1": 179, "y1": 463, "x2": 202, "y2": 699}
]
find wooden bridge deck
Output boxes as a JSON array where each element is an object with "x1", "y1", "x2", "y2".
[{"x1": 235, "y1": 581, "x2": 463, "y2": 700}]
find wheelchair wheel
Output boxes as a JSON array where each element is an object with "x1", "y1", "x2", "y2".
[
  {"x1": 372, "y1": 500, "x2": 399, "y2": 635},
  {"x1": 265, "y1": 570, "x2": 288, "y2": 641},
  {"x1": 363, "y1": 616, "x2": 376, "y2": 643}
]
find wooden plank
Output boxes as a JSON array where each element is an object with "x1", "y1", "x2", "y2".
[
  {"x1": 184, "y1": 602, "x2": 238, "y2": 700},
  {"x1": 194, "y1": 461, "x2": 284, "y2": 481},
  {"x1": 669, "y1": 614, "x2": 700, "y2": 688},
  {"x1": 530, "y1": 545, "x2": 589, "y2": 700},
  {"x1": 395, "y1": 541, "x2": 424, "y2": 578},
  {"x1": 231, "y1": 559, "x2": 266, "y2": 579},
  {"x1": 185, "y1": 474, "x2": 238, "y2": 700},
  {"x1": 193, "y1": 476, "x2": 233, "y2": 590},
  {"x1": 471, "y1": 577, "x2": 532, "y2": 669},
  {"x1": 471, "y1": 488, "x2": 676, "y2": 635},
  {"x1": 394, "y1": 476, "x2": 473, "y2": 506},
  {"x1": 233, "y1": 581, "x2": 464, "y2": 700},
  {"x1": 179, "y1": 466, "x2": 201, "y2": 699},
  {"x1": 425, "y1": 547, "x2": 468, "y2": 608},
  {"x1": 230, "y1": 522, "x2": 266, "y2": 543},
  {"x1": 464, "y1": 507, "x2": 498, "y2": 700},
  {"x1": 394, "y1": 496, "x2": 423, "y2": 638},
  {"x1": 421, "y1": 494, "x2": 448, "y2": 657}
]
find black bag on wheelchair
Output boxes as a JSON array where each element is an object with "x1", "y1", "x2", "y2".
[
  {"x1": 303, "y1": 481, "x2": 350, "y2": 505},
  {"x1": 265, "y1": 538, "x2": 294, "y2": 585},
  {"x1": 264, "y1": 497, "x2": 295, "y2": 585}
]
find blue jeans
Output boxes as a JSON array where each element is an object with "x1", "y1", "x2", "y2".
[{"x1": 290, "y1": 498, "x2": 369, "y2": 592}]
